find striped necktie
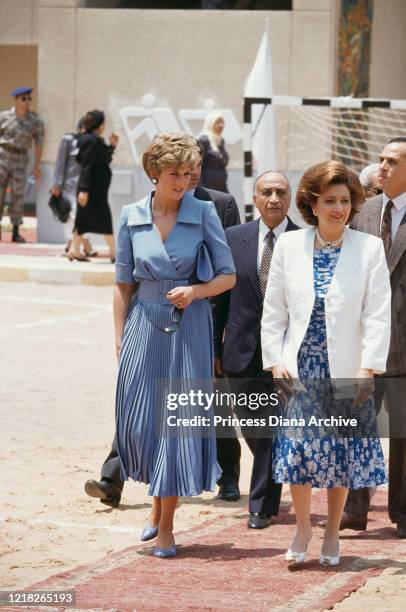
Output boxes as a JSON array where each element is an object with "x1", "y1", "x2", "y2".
[
  {"x1": 381, "y1": 199, "x2": 394, "y2": 256},
  {"x1": 259, "y1": 230, "x2": 275, "y2": 297}
]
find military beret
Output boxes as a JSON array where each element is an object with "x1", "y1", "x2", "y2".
[{"x1": 11, "y1": 86, "x2": 33, "y2": 97}]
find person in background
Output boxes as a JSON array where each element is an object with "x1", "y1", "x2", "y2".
[
  {"x1": 0, "y1": 86, "x2": 44, "y2": 243},
  {"x1": 341, "y1": 137, "x2": 406, "y2": 538},
  {"x1": 198, "y1": 111, "x2": 229, "y2": 193},
  {"x1": 262, "y1": 161, "x2": 390, "y2": 566},
  {"x1": 359, "y1": 163, "x2": 382, "y2": 199},
  {"x1": 51, "y1": 118, "x2": 95, "y2": 257},
  {"x1": 68, "y1": 110, "x2": 118, "y2": 262}
]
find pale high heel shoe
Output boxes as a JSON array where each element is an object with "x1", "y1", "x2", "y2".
[
  {"x1": 285, "y1": 549, "x2": 306, "y2": 564},
  {"x1": 285, "y1": 531, "x2": 312, "y2": 565},
  {"x1": 320, "y1": 543, "x2": 340, "y2": 566}
]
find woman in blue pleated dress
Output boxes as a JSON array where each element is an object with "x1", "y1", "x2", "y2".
[
  {"x1": 114, "y1": 133, "x2": 235, "y2": 557},
  {"x1": 262, "y1": 161, "x2": 391, "y2": 567}
]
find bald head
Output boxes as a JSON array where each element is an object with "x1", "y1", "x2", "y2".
[
  {"x1": 254, "y1": 171, "x2": 291, "y2": 196},
  {"x1": 253, "y1": 171, "x2": 291, "y2": 229}
]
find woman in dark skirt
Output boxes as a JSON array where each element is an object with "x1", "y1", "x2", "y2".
[
  {"x1": 198, "y1": 111, "x2": 229, "y2": 193},
  {"x1": 67, "y1": 110, "x2": 118, "y2": 262}
]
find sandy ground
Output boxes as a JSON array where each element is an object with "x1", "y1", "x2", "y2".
[{"x1": 0, "y1": 281, "x2": 405, "y2": 610}]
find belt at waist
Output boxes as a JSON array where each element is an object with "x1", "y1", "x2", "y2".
[
  {"x1": 0, "y1": 143, "x2": 27, "y2": 155},
  {"x1": 138, "y1": 279, "x2": 190, "y2": 304}
]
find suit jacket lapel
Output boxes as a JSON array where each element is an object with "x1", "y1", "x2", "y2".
[
  {"x1": 388, "y1": 210, "x2": 406, "y2": 275},
  {"x1": 242, "y1": 219, "x2": 261, "y2": 297}
]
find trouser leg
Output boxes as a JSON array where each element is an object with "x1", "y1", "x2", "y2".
[
  {"x1": 249, "y1": 436, "x2": 282, "y2": 516},
  {"x1": 9, "y1": 153, "x2": 27, "y2": 226},
  {"x1": 226, "y1": 346, "x2": 280, "y2": 515},
  {"x1": 100, "y1": 436, "x2": 124, "y2": 492},
  {"x1": 0, "y1": 153, "x2": 10, "y2": 222},
  {"x1": 388, "y1": 438, "x2": 406, "y2": 524},
  {"x1": 216, "y1": 437, "x2": 241, "y2": 484},
  {"x1": 344, "y1": 488, "x2": 371, "y2": 515},
  {"x1": 386, "y1": 376, "x2": 406, "y2": 524}
]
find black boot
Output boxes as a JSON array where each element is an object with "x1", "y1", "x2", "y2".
[{"x1": 12, "y1": 225, "x2": 26, "y2": 243}]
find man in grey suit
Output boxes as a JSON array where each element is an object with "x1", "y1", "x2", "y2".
[{"x1": 340, "y1": 137, "x2": 406, "y2": 538}]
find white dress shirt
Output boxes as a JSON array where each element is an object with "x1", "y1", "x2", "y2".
[
  {"x1": 257, "y1": 216, "x2": 288, "y2": 271},
  {"x1": 380, "y1": 192, "x2": 406, "y2": 239}
]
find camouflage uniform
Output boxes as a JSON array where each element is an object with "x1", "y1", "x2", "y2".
[{"x1": 0, "y1": 107, "x2": 44, "y2": 226}]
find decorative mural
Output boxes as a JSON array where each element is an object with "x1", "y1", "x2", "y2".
[
  {"x1": 337, "y1": 0, "x2": 374, "y2": 167},
  {"x1": 338, "y1": 0, "x2": 373, "y2": 97}
]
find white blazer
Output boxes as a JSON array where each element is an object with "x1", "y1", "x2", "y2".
[{"x1": 261, "y1": 227, "x2": 391, "y2": 379}]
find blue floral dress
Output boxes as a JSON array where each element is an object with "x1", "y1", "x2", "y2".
[{"x1": 273, "y1": 248, "x2": 387, "y2": 488}]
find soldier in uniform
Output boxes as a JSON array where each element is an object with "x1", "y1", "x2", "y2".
[{"x1": 0, "y1": 86, "x2": 44, "y2": 242}]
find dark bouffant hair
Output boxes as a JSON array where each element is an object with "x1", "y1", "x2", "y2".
[
  {"x1": 83, "y1": 110, "x2": 105, "y2": 133},
  {"x1": 296, "y1": 160, "x2": 365, "y2": 226}
]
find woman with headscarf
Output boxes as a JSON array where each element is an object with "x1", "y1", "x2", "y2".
[
  {"x1": 68, "y1": 109, "x2": 118, "y2": 262},
  {"x1": 198, "y1": 111, "x2": 229, "y2": 193}
]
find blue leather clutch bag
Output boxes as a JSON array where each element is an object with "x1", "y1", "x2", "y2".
[{"x1": 196, "y1": 242, "x2": 214, "y2": 282}]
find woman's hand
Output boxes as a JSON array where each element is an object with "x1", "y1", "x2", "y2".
[
  {"x1": 269, "y1": 364, "x2": 291, "y2": 379},
  {"x1": 268, "y1": 364, "x2": 292, "y2": 407},
  {"x1": 167, "y1": 286, "x2": 195, "y2": 309},
  {"x1": 78, "y1": 191, "x2": 89, "y2": 207},
  {"x1": 353, "y1": 368, "x2": 374, "y2": 407},
  {"x1": 110, "y1": 132, "x2": 119, "y2": 148}
]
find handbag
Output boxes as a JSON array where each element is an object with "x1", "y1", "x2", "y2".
[
  {"x1": 48, "y1": 193, "x2": 72, "y2": 223},
  {"x1": 196, "y1": 242, "x2": 214, "y2": 282}
]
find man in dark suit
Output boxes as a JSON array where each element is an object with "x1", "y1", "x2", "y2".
[
  {"x1": 341, "y1": 137, "x2": 406, "y2": 538},
  {"x1": 214, "y1": 171, "x2": 299, "y2": 529},
  {"x1": 84, "y1": 153, "x2": 242, "y2": 507}
]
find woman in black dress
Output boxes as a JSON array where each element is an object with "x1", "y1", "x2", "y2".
[
  {"x1": 67, "y1": 110, "x2": 118, "y2": 261},
  {"x1": 198, "y1": 111, "x2": 229, "y2": 193}
]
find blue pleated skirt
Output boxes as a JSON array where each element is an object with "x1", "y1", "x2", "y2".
[{"x1": 115, "y1": 297, "x2": 221, "y2": 497}]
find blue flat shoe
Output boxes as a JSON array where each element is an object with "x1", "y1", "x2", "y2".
[
  {"x1": 140, "y1": 524, "x2": 159, "y2": 542},
  {"x1": 153, "y1": 544, "x2": 177, "y2": 558}
]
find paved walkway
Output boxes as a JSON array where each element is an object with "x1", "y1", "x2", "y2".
[
  {"x1": 8, "y1": 489, "x2": 406, "y2": 612},
  {"x1": 0, "y1": 219, "x2": 114, "y2": 285}
]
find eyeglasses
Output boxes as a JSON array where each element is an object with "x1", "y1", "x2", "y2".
[
  {"x1": 21, "y1": 96, "x2": 32, "y2": 102},
  {"x1": 148, "y1": 306, "x2": 184, "y2": 334}
]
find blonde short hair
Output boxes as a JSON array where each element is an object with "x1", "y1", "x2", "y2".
[{"x1": 142, "y1": 133, "x2": 200, "y2": 178}]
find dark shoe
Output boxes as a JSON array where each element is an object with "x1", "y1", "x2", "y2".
[
  {"x1": 84, "y1": 479, "x2": 121, "y2": 507},
  {"x1": 248, "y1": 513, "x2": 272, "y2": 529},
  {"x1": 12, "y1": 225, "x2": 26, "y2": 243},
  {"x1": 396, "y1": 523, "x2": 406, "y2": 538},
  {"x1": 318, "y1": 512, "x2": 367, "y2": 531},
  {"x1": 217, "y1": 481, "x2": 240, "y2": 502}
]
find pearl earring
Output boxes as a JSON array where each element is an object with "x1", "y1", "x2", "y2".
[
  {"x1": 151, "y1": 177, "x2": 158, "y2": 185},
  {"x1": 313, "y1": 210, "x2": 317, "y2": 216}
]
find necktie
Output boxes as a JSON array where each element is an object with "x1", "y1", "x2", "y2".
[
  {"x1": 381, "y1": 200, "x2": 393, "y2": 256},
  {"x1": 259, "y1": 230, "x2": 275, "y2": 297}
]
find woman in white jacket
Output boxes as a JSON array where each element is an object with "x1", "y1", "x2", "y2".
[{"x1": 261, "y1": 161, "x2": 391, "y2": 566}]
